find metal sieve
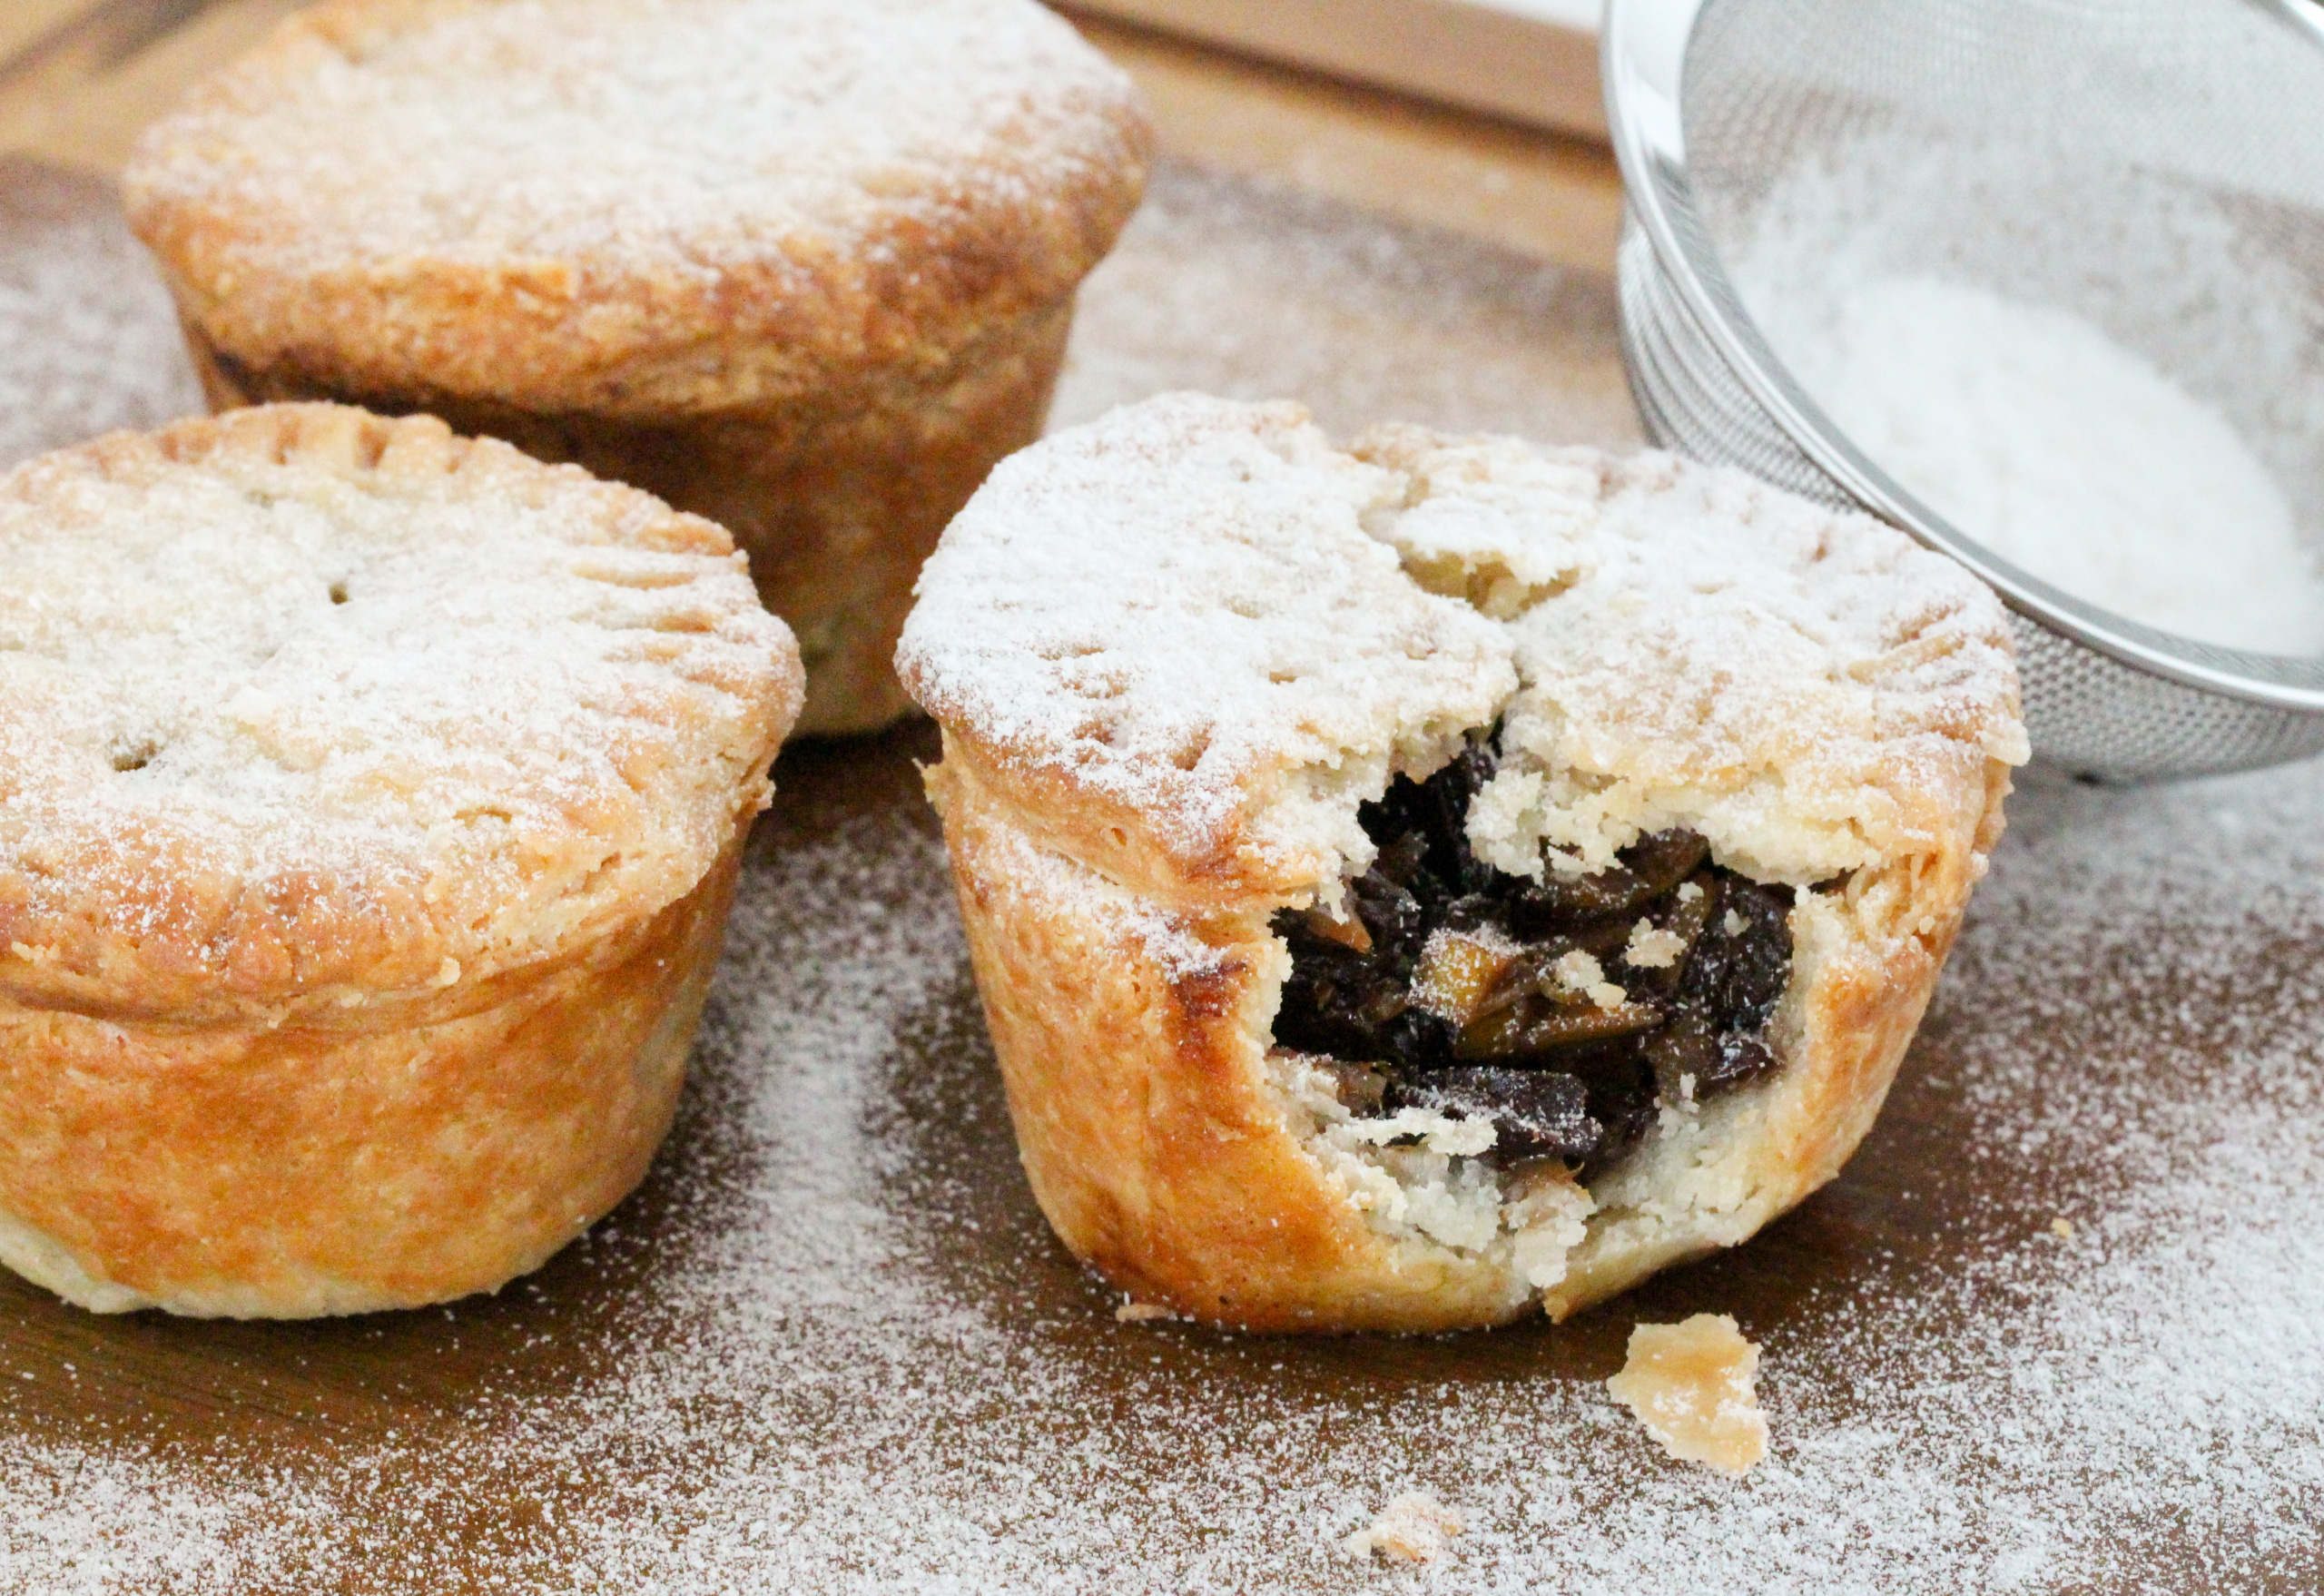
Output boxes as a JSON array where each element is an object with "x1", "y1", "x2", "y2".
[{"x1": 1604, "y1": 0, "x2": 2324, "y2": 780}]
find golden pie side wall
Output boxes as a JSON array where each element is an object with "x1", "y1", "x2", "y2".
[
  {"x1": 931, "y1": 755, "x2": 1542, "y2": 1334},
  {"x1": 0, "y1": 839, "x2": 743, "y2": 1319}
]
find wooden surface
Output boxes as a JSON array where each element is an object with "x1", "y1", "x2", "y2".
[
  {"x1": 1072, "y1": 11, "x2": 1622, "y2": 271},
  {"x1": 1059, "y1": 0, "x2": 1606, "y2": 139},
  {"x1": 4, "y1": 4, "x2": 2321, "y2": 1591},
  {"x1": 0, "y1": 0, "x2": 307, "y2": 173}
]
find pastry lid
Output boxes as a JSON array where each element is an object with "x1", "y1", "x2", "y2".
[
  {"x1": 122, "y1": 0, "x2": 1153, "y2": 416},
  {"x1": 898, "y1": 393, "x2": 2026, "y2": 903},
  {"x1": 0, "y1": 404, "x2": 802, "y2": 1019}
]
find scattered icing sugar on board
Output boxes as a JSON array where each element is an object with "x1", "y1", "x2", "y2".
[
  {"x1": 11, "y1": 740, "x2": 2324, "y2": 1592},
  {"x1": 5, "y1": 160, "x2": 2324, "y2": 1592},
  {"x1": 0, "y1": 158, "x2": 202, "y2": 471},
  {"x1": 1052, "y1": 163, "x2": 1641, "y2": 448}
]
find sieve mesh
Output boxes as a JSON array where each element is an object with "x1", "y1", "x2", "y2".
[{"x1": 1607, "y1": 0, "x2": 2324, "y2": 780}]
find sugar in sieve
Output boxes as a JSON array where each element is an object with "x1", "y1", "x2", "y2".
[{"x1": 1605, "y1": 0, "x2": 2324, "y2": 780}]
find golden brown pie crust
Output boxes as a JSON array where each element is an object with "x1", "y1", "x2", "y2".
[
  {"x1": 0, "y1": 842, "x2": 740, "y2": 1319},
  {"x1": 0, "y1": 404, "x2": 803, "y2": 1315}
]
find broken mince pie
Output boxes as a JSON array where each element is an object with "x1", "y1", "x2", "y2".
[{"x1": 898, "y1": 393, "x2": 2025, "y2": 1332}]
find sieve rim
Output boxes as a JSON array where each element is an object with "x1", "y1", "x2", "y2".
[{"x1": 1601, "y1": 0, "x2": 2324, "y2": 715}]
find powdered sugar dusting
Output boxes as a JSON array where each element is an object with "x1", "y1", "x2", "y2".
[
  {"x1": 901, "y1": 394, "x2": 2021, "y2": 892},
  {"x1": 969, "y1": 800, "x2": 1232, "y2": 982},
  {"x1": 0, "y1": 409, "x2": 793, "y2": 1000},
  {"x1": 1355, "y1": 427, "x2": 2025, "y2": 886},
  {"x1": 130, "y1": 0, "x2": 1131, "y2": 278},
  {"x1": 5, "y1": 156, "x2": 2321, "y2": 1591},
  {"x1": 1722, "y1": 133, "x2": 2324, "y2": 657},
  {"x1": 1764, "y1": 274, "x2": 2324, "y2": 655},
  {"x1": 898, "y1": 393, "x2": 1513, "y2": 874},
  {"x1": 0, "y1": 1439, "x2": 343, "y2": 1591},
  {"x1": 1054, "y1": 163, "x2": 1640, "y2": 448}
]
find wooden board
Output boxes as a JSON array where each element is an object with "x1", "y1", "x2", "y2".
[
  {"x1": 1068, "y1": 10, "x2": 1623, "y2": 271},
  {"x1": 3, "y1": 5, "x2": 2321, "y2": 1591},
  {"x1": 1057, "y1": 0, "x2": 1606, "y2": 139}
]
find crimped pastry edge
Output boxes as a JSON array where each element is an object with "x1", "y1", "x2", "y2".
[{"x1": 186, "y1": 301, "x2": 1077, "y2": 740}]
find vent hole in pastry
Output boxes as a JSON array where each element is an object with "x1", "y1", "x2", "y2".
[
  {"x1": 1170, "y1": 732, "x2": 1212, "y2": 772},
  {"x1": 1270, "y1": 726, "x2": 1794, "y2": 1181}
]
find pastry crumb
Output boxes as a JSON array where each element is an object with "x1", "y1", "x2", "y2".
[
  {"x1": 2051, "y1": 1217, "x2": 2076, "y2": 1239},
  {"x1": 1550, "y1": 949, "x2": 1628, "y2": 1011},
  {"x1": 1607, "y1": 1314, "x2": 1768, "y2": 1476},
  {"x1": 1623, "y1": 917, "x2": 1687, "y2": 970},
  {"x1": 1551, "y1": 948, "x2": 1604, "y2": 992},
  {"x1": 1113, "y1": 1301, "x2": 1178, "y2": 1323},
  {"x1": 1343, "y1": 1493, "x2": 1462, "y2": 1563}
]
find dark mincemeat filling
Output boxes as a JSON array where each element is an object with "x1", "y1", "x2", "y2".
[{"x1": 1270, "y1": 735, "x2": 1797, "y2": 1179}]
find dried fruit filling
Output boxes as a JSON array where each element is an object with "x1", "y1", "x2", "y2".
[{"x1": 1271, "y1": 736, "x2": 1796, "y2": 1178}]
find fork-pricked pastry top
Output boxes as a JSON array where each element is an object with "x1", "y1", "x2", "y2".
[{"x1": 0, "y1": 403, "x2": 801, "y2": 1021}]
